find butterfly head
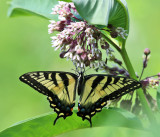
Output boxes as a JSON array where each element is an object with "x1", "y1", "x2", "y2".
[{"x1": 73, "y1": 64, "x2": 86, "y2": 77}]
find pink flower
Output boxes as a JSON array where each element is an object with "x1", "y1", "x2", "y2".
[
  {"x1": 76, "y1": 48, "x2": 84, "y2": 54},
  {"x1": 49, "y1": 1, "x2": 125, "y2": 72},
  {"x1": 81, "y1": 52, "x2": 88, "y2": 61}
]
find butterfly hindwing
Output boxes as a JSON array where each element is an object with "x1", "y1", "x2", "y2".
[
  {"x1": 19, "y1": 71, "x2": 78, "y2": 124},
  {"x1": 77, "y1": 74, "x2": 141, "y2": 124}
]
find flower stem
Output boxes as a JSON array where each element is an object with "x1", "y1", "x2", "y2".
[
  {"x1": 139, "y1": 55, "x2": 148, "y2": 81},
  {"x1": 120, "y1": 48, "x2": 156, "y2": 125}
]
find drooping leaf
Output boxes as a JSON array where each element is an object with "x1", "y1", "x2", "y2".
[
  {"x1": 0, "y1": 108, "x2": 142, "y2": 137},
  {"x1": 8, "y1": 0, "x2": 58, "y2": 20},
  {"x1": 73, "y1": 0, "x2": 129, "y2": 48},
  {"x1": 157, "y1": 85, "x2": 160, "y2": 109}
]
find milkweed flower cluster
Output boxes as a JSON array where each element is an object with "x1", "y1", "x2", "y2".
[
  {"x1": 141, "y1": 77, "x2": 159, "y2": 89},
  {"x1": 48, "y1": 1, "x2": 128, "y2": 76},
  {"x1": 140, "y1": 75, "x2": 159, "y2": 112}
]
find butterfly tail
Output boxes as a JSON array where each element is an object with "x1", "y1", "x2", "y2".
[
  {"x1": 54, "y1": 116, "x2": 60, "y2": 125},
  {"x1": 89, "y1": 119, "x2": 92, "y2": 127}
]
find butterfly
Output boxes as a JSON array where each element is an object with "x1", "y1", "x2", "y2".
[{"x1": 19, "y1": 71, "x2": 141, "y2": 127}]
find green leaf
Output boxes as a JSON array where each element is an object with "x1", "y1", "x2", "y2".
[
  {"x1": 157, "y1": 85, "x2": 160, "y2": 109},
  {"x1": 55, "y1": 127, "x2": 153, "y2": 137},
  {"x1": 73, "y1": 0, "x2": 129, "y2": 48},
  {"x1": 73, "y1": 0, "x2": 129, "y2": 30},
  {"x1": 109, "y1": 107, "x2": 142, "y2": 124},
  {"x1": 8, "y1": 0, "x2": 58, "y2": 20},
  {"x1": 0, "y1": 108, "x2": 142, "y2": 137}
]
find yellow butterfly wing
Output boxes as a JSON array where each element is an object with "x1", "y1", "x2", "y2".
[
  {"x1": 20, "y1": 71, "x2": 78, "y2": 124},
  {"x1": 77, "y1": 74, "x2": 141, "y2": 125}
]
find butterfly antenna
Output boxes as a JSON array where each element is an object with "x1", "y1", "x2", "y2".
[{"x1": 53, "y1": 116, "x2": 60, "y2": 125}]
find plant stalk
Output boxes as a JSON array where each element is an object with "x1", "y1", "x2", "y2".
[{"x1": 120, "y1": 48, "x2": 156, "y2": 125}]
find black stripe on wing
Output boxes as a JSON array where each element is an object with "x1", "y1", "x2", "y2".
[
  {"x1": 19, "y1": 71, "x2": 77, "y2": 95},
  {"x1": 84, "y1": 76, "x2": 104, "y2": 103},
  {"x1": 19, "y1": 72, "x2": 49, "y2": 95},
  {"x1": 59, "y1": 73, "x2": 70, "y2": 101}
]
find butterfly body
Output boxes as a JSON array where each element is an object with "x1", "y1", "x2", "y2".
[
  {"x1": 20, "y1": 71, "x2": 141, "y2": 127},
  {"x1": 77, "y1": 71, "x2": 85, "y2": 95}
]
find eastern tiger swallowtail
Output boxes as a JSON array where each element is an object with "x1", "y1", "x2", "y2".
[{"x1": 19, "y1": 71, "x2": 141, "y2": 127}]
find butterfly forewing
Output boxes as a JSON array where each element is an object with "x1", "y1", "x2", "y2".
[
  {"x1": 19, "y1": 71, "x2": 78, "y2": 121},
  {"x1": 77, "y1": 75, "x2": 141, "y2": 121}
]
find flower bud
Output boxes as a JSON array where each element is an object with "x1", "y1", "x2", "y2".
[
  {"x1": 144, "y1": 48, "x2": 151, "y2": 56},
  {"x1": 101, "y1": 42, "x2": 109, "y2": 49},
  {"x1": 104, "y1": 66, "x2": 110, "y2": 71},
  {"x1": 101, "y1": 45, "x2": 105, "y2": 49},
  {"x1": 158, "y1": 73, "x2": 160, "y2": 77},
  {"x1": 118, "y1": 69, "x2": 126, "y2": 74},
  {"x1": 60, "y1": 51, "x2": 67, "y2": 58},
  {"x1": 141, "y1": 79, "x2": 149, "y2": 89},
  {"x1": 110, "y1": 67, "x2": 118, "y2": 71},
  {"x1": 81, "y1": 52, "x2": 87, "y2": 61},
  {"x1": 110, "y1": 31, "x2": 118, "y2": 38},
  {"x1": 84, "y1": 60, "x2": 90, "y2": 67},
  {"x1": 114, "y1": 58, "x2": 122, "y2": 65},
  {"x1": 125, "y1": 72, "x2": 130, "y2": 77},
  {"x1": 76, "y1": 48, "x2": 84, "y2": 54},
  {"x1": 107, "y1": 24, "x2": 113, "y2": 29}
]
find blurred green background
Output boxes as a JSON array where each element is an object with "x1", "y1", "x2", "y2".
[{"x1": 0, "y1": 0, "x2": 160, "y2": 132}]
